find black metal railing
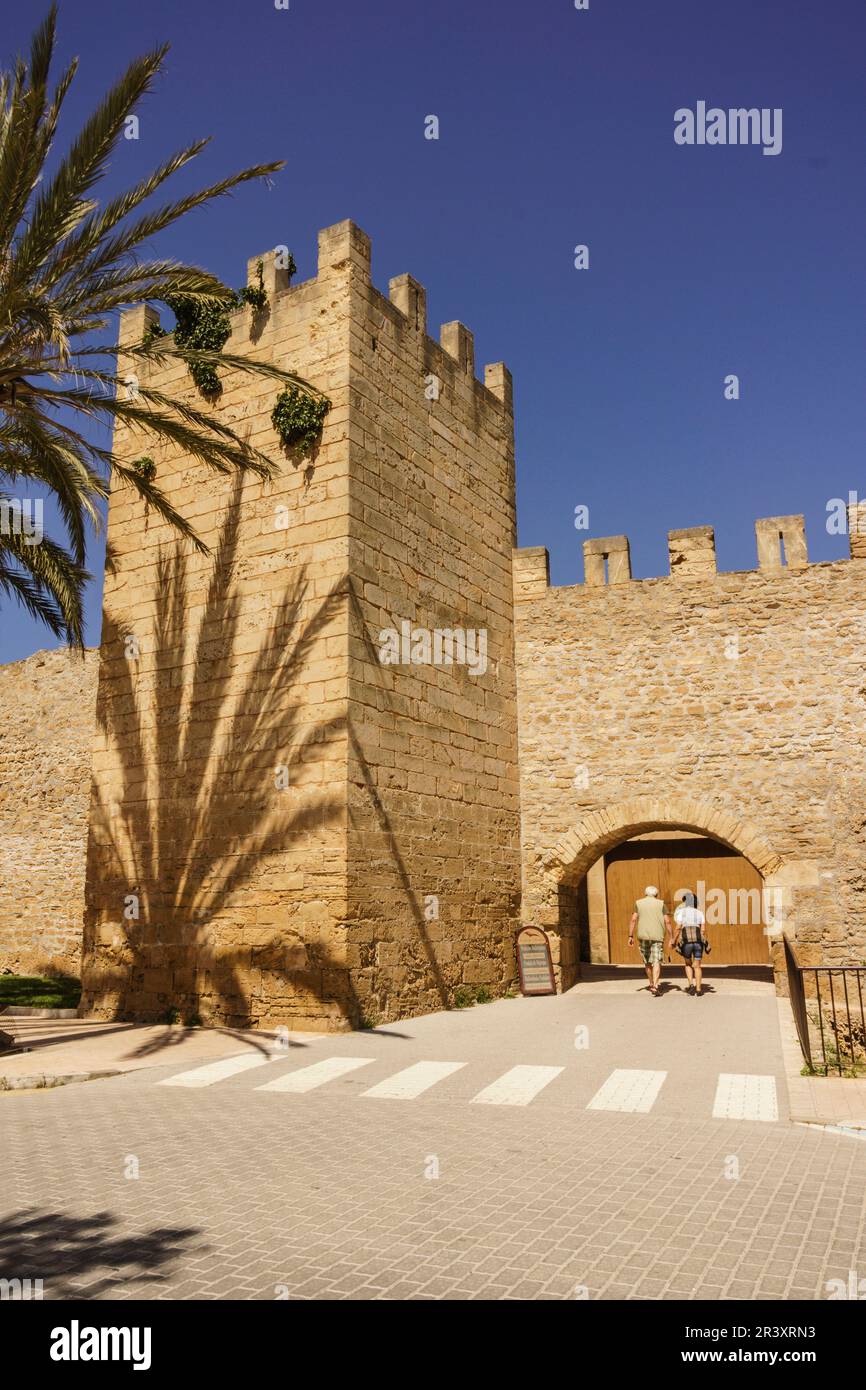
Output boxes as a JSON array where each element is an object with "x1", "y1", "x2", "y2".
[{"x1": 784, "y1": 934, "x2": 866, "y2": 1076}]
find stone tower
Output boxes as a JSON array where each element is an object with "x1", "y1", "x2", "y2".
[{"x1": 80, "y1": 221, "x2": 522, "y2": 1030}]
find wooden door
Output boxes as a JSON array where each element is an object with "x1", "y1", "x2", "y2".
[{"x1": 605, "y1": 838, "x2": 771, "y2": 966}]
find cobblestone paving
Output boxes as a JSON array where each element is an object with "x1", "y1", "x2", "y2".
[{"x1": 3, "y1": 1079, "x2": 864, "y2": 1300}]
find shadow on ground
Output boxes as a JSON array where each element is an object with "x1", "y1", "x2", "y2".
[{"x1": 0, "y1": 1208, "x2": 203, "y2": 1298}]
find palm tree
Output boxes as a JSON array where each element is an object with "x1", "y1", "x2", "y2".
[{"x1": 0, "y1": 6, "x2": 314, "y2": 646}]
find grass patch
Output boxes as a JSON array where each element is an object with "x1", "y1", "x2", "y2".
[
  {"x1": 802, "y1": 1053, "x2": 866, "y2": 1079},
  {"x1": 804, "y1": 1008, "x2": 866, "y2": 1077},
  {"x1": 452, "y1": 984, "x2": 494, "y2": 1009},
  {"x1": 0, "y1": 974, "x2": 81, "y2": 1009}
]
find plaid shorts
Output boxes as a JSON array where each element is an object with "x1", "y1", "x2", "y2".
[{"x1": 639, "y1": 938, "x2": 664, "y2": 966}]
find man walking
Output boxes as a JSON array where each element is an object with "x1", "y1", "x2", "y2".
[{"x1": 628, "y1": 886, "x2": 673, "y2": 996}]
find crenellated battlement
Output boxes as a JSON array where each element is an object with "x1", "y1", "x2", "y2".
[
  {"x1": 119, "y1": 220, "x2": 510, "y2": 409},
  {"x1": 514, "y1": 506, "x2": 866, "y2": 601}
]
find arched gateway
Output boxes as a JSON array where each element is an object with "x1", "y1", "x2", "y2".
[
  {"x1": 536, "y1": 796, "x2": 789, "y2": 990},
  {"x1": 550, "y1": 795, "x2": 784, "y2": 883}
]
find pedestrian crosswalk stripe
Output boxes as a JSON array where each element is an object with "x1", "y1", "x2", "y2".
[
  {"x1": 469, "y1": 1064, "x2": 564, "y2": 1107},
  {"x1": 361, "y1": 1060, "x2": 466, "y2": 1100},
  {"x1": 155, "y1": 1057, "x2": 779, "y2": 1123},
  {"x1": 255, "y1": 1056, "x2": 375, "y2": 1093},
  {"x1": 712, "y1": 1072, "x2": 778, "y2": 1122},
  {"x1": 586, "y1": 1068, "x2": 667, "y2": 1113},
  {"x1": 158, "y1": 1052, "x2": 277, "y2": 1088}
]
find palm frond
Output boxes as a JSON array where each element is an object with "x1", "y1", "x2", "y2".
[
  {"x1": 0, "y1": 9, "x2": 306, "y2": 647},
  {"x1": 36, "y1": 138, "x2": 211, "y2": 288},
  {"x1": 48, "y1": 159, "x2": 285, "y2": 292},
  {"x1": 0, "y1": 58, "x2": 43, "y2": 250},
  {"x1": 0, "y1": 410, "x2": 106, "y2": 563},
  {"x1": 0, "y1": 518, "x2": 88, "y2": 645},
  {"x1": 7, "y1": 42, "x2": 170, "y2": 286},
  {"x1": 0, "y1": 559, "x2": 71, "y2": 639},
  {"x1": 111, "y1": 463, "x2": 209, "y2": 555},
  {"x1": 133, "y1": 343, "x2": 321, "y2": 394},
  {"x1": 23, "y1": 384, "x2": 276, "y2": 478}
]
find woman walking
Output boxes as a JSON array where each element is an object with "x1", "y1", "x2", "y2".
[{"x1": 674, "y1": 890, "x2": 708, "y2": 995}]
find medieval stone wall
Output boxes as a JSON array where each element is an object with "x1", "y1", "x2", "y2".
[
  {"x1": 513, "y1": 517, "x2": 866, "y2": 986},
  {"x1": 80, "y1": 226, "x2": 360, "y2": 1028},
  {"x1": 78, "y1": 220, "x2": 522, "y2": 1029},
  {"x1": 3, "y1": 224, "x2": 863, "y2": 1023},
  {"x1": 0, "y1": 647, "x2": 98, "y2": 978},
  {"x1": 342, "y1": 236, "x2": 522, "y2": 1022}
]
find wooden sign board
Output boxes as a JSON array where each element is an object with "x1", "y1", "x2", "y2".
[{"x1": 515, "y1": 926, "x2": 556, "y2": 996}]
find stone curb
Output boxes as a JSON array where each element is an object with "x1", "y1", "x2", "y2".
[
  {"x1": 0, "y1": 1006, "x2": 79, "y2": 1018},
  {"x1": 0, "y1": 1069, "x2": 119, "y2": 1092},
  {"x1": 792, "y1": 1114, "x2": 866, "y2": 1132}
]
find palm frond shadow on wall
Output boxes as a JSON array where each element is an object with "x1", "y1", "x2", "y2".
[{"x1": 81, "y1": 476, "x2": 358, "y2": 1029}]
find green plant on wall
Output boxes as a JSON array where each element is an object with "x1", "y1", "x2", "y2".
[
  {"x1": 271, "y1": 387, "x2": 331, "y2": 456},
  {"x1": 163, "y1": 294, "x2": 235, "y2": 395},
  {"x1": 141, "y1": 320, "x2": 166, "y2": 351},
  {"x1": 144, "y1": 255, "x2": 297, "y2": 394},
  {"x1": 237, "y1": 259, "x2": 267, "y2": 312},
  {"x1": 131, "y1": 456, "x2": 157, "y2": 481}
]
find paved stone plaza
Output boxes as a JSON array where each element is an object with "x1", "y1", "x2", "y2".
[{"x1": 4, "y1": 979, "x2": 865, "y2": 1300}]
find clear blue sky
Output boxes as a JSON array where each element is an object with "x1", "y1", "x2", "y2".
[{"x1": 3, "y1": 0, "x2": 865, "y2": 661}]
